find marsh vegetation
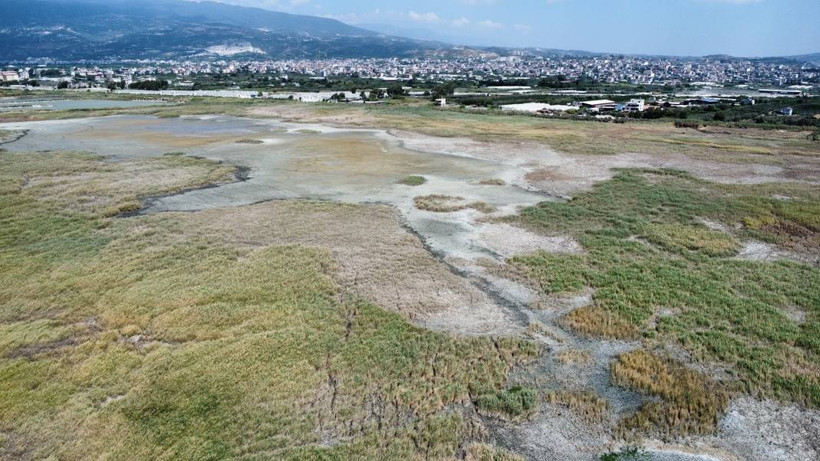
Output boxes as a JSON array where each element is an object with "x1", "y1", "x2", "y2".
[
  {"x1": 0, "y1": 149, "x2": 536, "y2": 459},
  {"x1": 1, "y1": 93, "x2": 818, "y2": 460}
]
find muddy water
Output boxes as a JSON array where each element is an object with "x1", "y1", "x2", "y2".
[
  {"x1": 0, "y1": 97, "x2": 170, "y2": 112},
  {"x1": 2, "y1": 115, "x2": 553, "y2": 262}
]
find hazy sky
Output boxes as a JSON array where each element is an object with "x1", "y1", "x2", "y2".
[{"x1": 197, "y1": 0, "x2": 820, "y2": 56}]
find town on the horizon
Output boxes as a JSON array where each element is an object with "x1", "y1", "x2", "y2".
[{"x1": 2, "y1": 54, "x2": 817, "y2": 93}]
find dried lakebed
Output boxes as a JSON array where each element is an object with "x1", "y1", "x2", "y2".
[
  {"x1": 2, "y1": 115, "x2": 555, "y2": 334},
  {"x1": 3, "y1": 114, "x2": 817, "y2": 461}
]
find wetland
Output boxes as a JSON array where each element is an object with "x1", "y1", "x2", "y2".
[{"x1": 1, "y1": 98, "x2": 818, "y2": 461}]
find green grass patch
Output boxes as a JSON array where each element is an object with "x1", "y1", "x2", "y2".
[
  {"x1": 642, "y1": 224, "x2": 740, "y2": 258},
  {"x1": 474, "y1": 386, "x2": 538, "y2": 419},
  {"x1": 506, "y1": 169, "x2": 820, "y2": 409},
  {"x1": 396, "y1": 175, "x2": 427, "y2": 186},
  {"x1": 509, "y1": 252, "x2": 591, "y2": 295}
]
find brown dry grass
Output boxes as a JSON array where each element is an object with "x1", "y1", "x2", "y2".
[
  {"x1": 413, "y1": 195, "x2": 496, "y2": 214},
  {"x1": 464, "y1": 442, "x2": 524, "y2": 461},
  {"x1": 527, "y1": 322, "x2": 564, "y2": 344},
  {"x1": 469, "y1": 201, "x2": 497, "y2": 214},
  {"x1": 545, "y1": 390, "x2": 610, "y2": 424},
  {"x1": 175, "y1": 200, "x2": 494, "y2": 320},
  {"x1": 247, "y1": 102, "x2": 820, "y2": 159},
  {"x1": 555, "y1": 348, "x2": 593, "y2": 365},
  {"x1": 611, "y1": 350, "x2": 730, "y2": 438},
  {"x1": 561, "y1": 306, "x2": 640, "y2": 340},
  {"x1": 414, "y1": 194, "x2": 469, "y2": 212}
]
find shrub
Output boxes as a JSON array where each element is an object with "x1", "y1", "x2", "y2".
[
  {"x1": 600, "y1": 447, "x2": 646, "y2": 461},
  {"x1": 475, "y1": 386, "x2": 538, "y2": 419},
  {"x1": 397, "y1": 175, "x2": 427, "y2": 186},
  {"x1": 674, "y1": 120, "x2": 700, "y2": 129}
]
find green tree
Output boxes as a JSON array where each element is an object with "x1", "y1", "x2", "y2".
[
  {"x1": 388, "y1": 83, "x2": 406, "y2": 98},
  {"x1": 431, "y1": 82, "x2": 456, "y2": 100}
]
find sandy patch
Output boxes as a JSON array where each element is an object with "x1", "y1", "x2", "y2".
[
  {"x1": 178, "y1": 201, "x2": 513, "y2": 329},
  {"x1": 473, "y1": 223, "x2": 583, "y2": 259},
  {"x1": 489, "y1": 405, "x2": 611, "y2": 460},
  {"x1": 717, "y1": 397, "x2": 820, "y2": 461},
  {"x1": 390, "y1": 131, "x2": 819, "y2": 198},
  {"x1": 736, "y1": 241, "x2": 813, "y2": 265}
]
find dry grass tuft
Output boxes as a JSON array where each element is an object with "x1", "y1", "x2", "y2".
[
  {"x1": 545, "y1": 390, "x2": 610, "y2": 423},
  {"x1": 414, "y1": 194, "x2": 468, "y2": 212},
  {"x1": 611, "y1": 350, "x2": 730, "y2": 438},
  {"x1": 469, "y1": 201, "x2": 497, "y2": 214},
  {"x1": 413, "y1": 195, "x2": 496, "y2": 214},
  {"x1": 555, "y1": 348, "x2": 593, "y2": 365},
  {"x1": 561, "y1": 306, "x2": 640, "y2": 340},
  {"x1": 527, "y1": 321, "x2": 564, "y2": 343},
  {"x1": 464, "y1": 442, "x2": 525, "y2": 461},
  {"x1": 478, "y1": 178, "x2": 506, "y2": 186}
]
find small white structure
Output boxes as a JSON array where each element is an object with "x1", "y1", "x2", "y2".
[
  {"x1": 501, "y1": 103, "x2": 575, "y2": 114},
  {"x1": 626, "y1": 99, "x2": 645, "y2": 112},
  {"x1": 0, "y1": 71, "x2": 20, "y2": 82},
  {"x1": 581, "y1": 99, "x2": 617, "y2": 111}
]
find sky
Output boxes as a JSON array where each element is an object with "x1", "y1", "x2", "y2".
[{"x1": 195, "y1": 0, "x2": 820, "y2": 57}]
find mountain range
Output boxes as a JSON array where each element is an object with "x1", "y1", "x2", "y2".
[
  {"x1": 1, "y1": 0, "x2": 818, "y2": 64},
  {"x1": 0, "y1": 0, "x2": 440, "y2": 61}
]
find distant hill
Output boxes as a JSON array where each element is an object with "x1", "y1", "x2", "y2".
[
  {"x1": 1, "y1": 1, "x2": 816, "y2": 64},
  {"x1": 785, "y1": 52, "x2": 820, "y2": 67},
  {"x1": 0, "y1": 0, "x2": 441, "y2": 61}
]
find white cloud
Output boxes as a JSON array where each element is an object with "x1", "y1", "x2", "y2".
[
  {"x1": 478, "y1": 20, "x2": 504, "y2": 29},
  {"x1": 452, "y1": 17, "x2": 471, "y2": 27},
  {"x1": 408, "y1": 11, "x2": 441, "y2": 23}
]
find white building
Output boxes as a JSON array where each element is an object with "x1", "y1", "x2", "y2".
[
  {"x1": 581, "y1": 99, "x2": 618, "y2": 112},
  {"x1": 0, "y1": 71, "x2": 20, "y2": 82},
  {"x1": 626, "y1": 99, "x2": 646, "y2": 112},
  {"x1": 501, "y1": 103, "x2": 575, "y2": 114}
]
